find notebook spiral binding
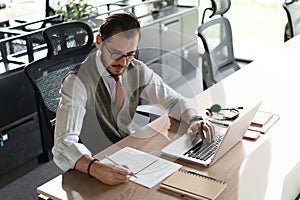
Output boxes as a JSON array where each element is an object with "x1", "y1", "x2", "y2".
[{"x1": 179, "y1": 169, "x2": 226, "y2": 184}]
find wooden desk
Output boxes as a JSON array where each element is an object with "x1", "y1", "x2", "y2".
[{"x1": 37, "y1": 35, "x2": 300, "y2": 200}]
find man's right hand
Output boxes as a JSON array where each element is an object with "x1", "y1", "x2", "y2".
[{"x1": 90, "y1": 162, "x2": 135, "y2": 185}]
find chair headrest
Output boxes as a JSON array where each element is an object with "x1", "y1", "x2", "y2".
[
  {"x1": 285, "y1": 0, "x2": 299, "y2": 5},
  {"x1": 210, "y1": 0, "x2": 231, "y2": 17},
  {"x1": 43, "y1": 21, "x2": 94, "y2": 58}
]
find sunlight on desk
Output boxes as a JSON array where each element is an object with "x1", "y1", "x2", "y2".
[
  {"x1": 36, "y1": 35, "x2": 300, "y2": 200},
  {"x1": 238, "y1": 137, "x2": 271, "y2": 200}
]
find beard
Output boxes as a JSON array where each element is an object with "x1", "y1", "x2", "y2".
[{"x1": 100, "y1": 55, "x2": 126, "y2": 76}]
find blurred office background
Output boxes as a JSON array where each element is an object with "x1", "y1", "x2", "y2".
[{"x1": 0, "y1": 0, "x2": 292, "y2": 199}]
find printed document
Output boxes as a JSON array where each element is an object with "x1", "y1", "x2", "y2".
[{"x1": 101, "y1": 147, "x2": 181, "y2": 188}]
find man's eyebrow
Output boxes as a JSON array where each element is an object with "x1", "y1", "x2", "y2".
[{"x1": 111, "y1": 48, "x2": 137, "y2": 54}]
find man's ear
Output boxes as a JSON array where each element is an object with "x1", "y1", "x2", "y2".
[{"x1": 96, "y1": 34, "x2": 102, "y2": 46}]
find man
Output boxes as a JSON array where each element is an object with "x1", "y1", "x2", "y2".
[{"x1": 52, "y1": 13, "x2": 215, "y2": 185}]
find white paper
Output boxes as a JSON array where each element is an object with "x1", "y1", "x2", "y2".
[{"x1": 101, "y1": 147, "x2": 181, "y2": 188}]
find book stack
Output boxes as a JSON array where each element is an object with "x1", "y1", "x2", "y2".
[{"x1": 248, "y1": 111, "x2": 280, "y2": 134}]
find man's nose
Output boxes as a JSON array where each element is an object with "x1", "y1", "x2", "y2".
[{"x1": 117, "y1": 56, "x2": 129, "y2": 66}]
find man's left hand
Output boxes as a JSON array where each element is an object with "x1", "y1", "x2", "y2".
[{"x1": 187, "y1": 119, "x2": 215, "y2": 143}]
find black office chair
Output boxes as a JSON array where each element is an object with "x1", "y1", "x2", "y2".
[
  {"x1": 283, "y1": 0, "x2": 300, "y2": 42},
  {"x1": 198, "y1": 0, "x2": 240, "y2": 89},
  {"x1": 24, "y1": 21, "x2": 95, "y2": 161}
]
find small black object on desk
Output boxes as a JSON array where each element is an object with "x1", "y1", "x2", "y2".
[{"x1": 0, "y1": 3, "x2": 6, "y2": 9}]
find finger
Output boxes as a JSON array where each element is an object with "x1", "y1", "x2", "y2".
[
  {"x1": 122, "y1": 164, "x2": 129, "y2": 169},
  {"x1": 187, "y1": 121, "x2": 199, "y2": 137},
  {"x1": 114, "y1": 173, "x2": 131, "y2": 183},
  {"x1": 208, "y1": 122, "x2": 216, "y2": 140},
  {"x1": 197, "y1": 121, "x2": 206, "y2": 141},
  {"x1": 121, "y1": 165, "x2": 135, "y2": 177},
  {"x1": 209, "y1": 123, "x2": 216, "y2": 137},
  {"x1": 202, "y1": 128, "x2": 210, "y2": 143},
  {"x1": 117, "y1": 165, "x2": 136, "y2": 178},
  {"x1": 206, "y1": 123, "x2": 214, "y2": 142},
  {"x1": 189, "y1": 121, "x2": 200, "y2": 133},
  {"x1": 202, "y1": 122, "x2": 212, "y2": 143},
  {"x1": 204, "y1": 123, "x2": 212, "y2": 143},
  {"x1": 187, "y1": 126, "x2": 193, "y2": 135},
  {"x1": 115, "y1": 165, "x2": 132, "y2": 175},
  {"x1": 101, "y1": 163, "x2": 132, "y2": 185},
  {"x1": 114, "y1": 168, "x2": 133, "y2": 183}
]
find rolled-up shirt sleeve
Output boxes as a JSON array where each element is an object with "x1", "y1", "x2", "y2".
[{"x1": 52, "y1": 74, "x2": 91, "y2": 172}]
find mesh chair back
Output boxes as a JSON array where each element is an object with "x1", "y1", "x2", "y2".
[
  {"x1": 24, "y1": 21, "x2": 95, "y2": 133},
  {"x1": 197, "y1": 17, "x2": 240, "y2": 88},
  {"x1": 43, "y1": 21, "x2": 94, "y2": 58},
  {"x1": 33, "y1": 60, "x2": 78, "y2": 122},
  {"x1": 283, "y1": 0, "x2": 300, "y2": 41}
]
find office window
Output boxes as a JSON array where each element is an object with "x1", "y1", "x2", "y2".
[{"x1": 227, "y1": 0, "x2": 286, "y2": 60}]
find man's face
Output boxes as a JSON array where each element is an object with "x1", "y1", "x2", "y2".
[{"x1": 101, "y1": 32, "x2": 139, "y2": 76}]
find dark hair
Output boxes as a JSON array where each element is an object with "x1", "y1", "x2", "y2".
[{"x1": 99, "y1": 13, "x2": 141, "y2": 41}]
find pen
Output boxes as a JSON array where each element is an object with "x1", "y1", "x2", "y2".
[
  {"x1": 134, "y1": 159, "x2": 158, "y2": 175},
  {"x1": 105, "y1": 155, "x2": 138, "y2": 178}
]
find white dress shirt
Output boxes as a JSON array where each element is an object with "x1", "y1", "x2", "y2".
[{"x1": 52, "y1": 50, "x2": 198, "y2": 171}]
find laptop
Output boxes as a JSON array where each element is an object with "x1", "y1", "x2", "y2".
[{"x1": 161, "y1": 101, "x2": 262, "y2": 167}]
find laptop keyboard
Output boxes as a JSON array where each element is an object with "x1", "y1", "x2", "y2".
[{"x1": 184, "y1": 134, "x2": 223, "y2": 161}]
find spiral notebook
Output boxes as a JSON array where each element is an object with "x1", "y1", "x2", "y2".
[{"x1": 159, "y1": 169, "x2": 226, "y2": 200}]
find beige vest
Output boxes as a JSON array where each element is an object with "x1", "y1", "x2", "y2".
[{"x1": 69, "y1": 52, "x2": 148, "y2": 153}]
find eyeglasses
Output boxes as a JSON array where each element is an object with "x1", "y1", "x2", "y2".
[{"x1": 104, "y1": 43, "x2": 137, "y2": 61}]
